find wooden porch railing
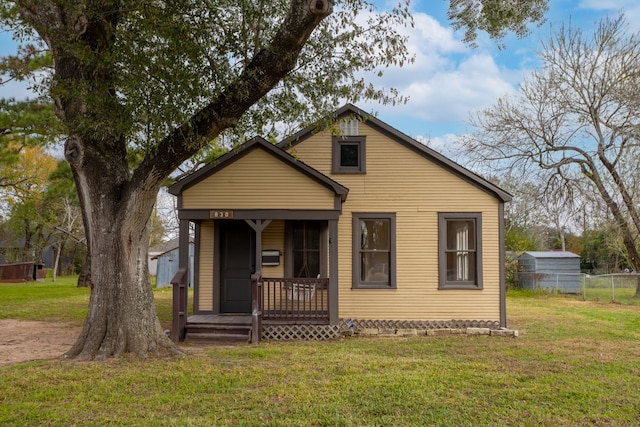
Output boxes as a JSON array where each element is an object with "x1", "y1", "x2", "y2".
[
  {"x1": 255, "y1": 276, "x2": 330, "y2": 323},
  {"x1": 171, "y1": 268, "x2": 188, "y2": 342}
]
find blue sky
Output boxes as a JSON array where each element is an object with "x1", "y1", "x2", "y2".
[
  {"x1": 1, "y1": 0, "x2": 637, "y2": 154},
  {"x1": 362, "y1": 0, "x2": 640, "y2": 155}
]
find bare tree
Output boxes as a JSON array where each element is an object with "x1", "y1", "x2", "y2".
[
  {"x1": 51, "y1": 198, "x2": 84, "y2": 281},
  {"x1": 535, "y1": 175, "x2": 580, "y2": 251},
  {"x1": 463, "y1": 14, "x2": 640, "y2": 296}
]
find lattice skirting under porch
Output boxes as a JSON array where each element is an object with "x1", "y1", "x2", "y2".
[
  {"x1": 261, "y1": 319, "x2": 503, "y2": 341},
  {"x1": 341, "y1": 318, "x2": 501, "y2": 331},
  {"x1": 262, "y1": 324, "x2": 341, "y2": 341}
]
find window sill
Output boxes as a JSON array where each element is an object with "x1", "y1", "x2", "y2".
[
  {"x1": 352, "y1": 284, "x2": 397, "y2": 290},
  {"x1": 438, "y1": 283, "x2": 483, "y2": 290},
  {"x1": 332, "y1": 169, "x2": 366, "y2": 175}
]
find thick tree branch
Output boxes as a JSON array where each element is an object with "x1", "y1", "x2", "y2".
[{"x1": 132, "y1": 0, "x2": 332, "y2": 189}]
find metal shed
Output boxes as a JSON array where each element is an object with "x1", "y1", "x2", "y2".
[
  {"x1": 517, "y1": 251, "x2": 581, "y2": 293},
  {"x1": 153, "y1": 242, "x2": 194, "y2": 288}
]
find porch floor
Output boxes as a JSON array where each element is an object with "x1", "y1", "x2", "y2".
[{"x1": 187, "y1": 314, "x2": 330, "y2": 325}]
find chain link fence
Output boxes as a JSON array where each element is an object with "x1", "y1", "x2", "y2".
[
  {"x1": 582, "y1": 273, "x2": 639, "y2": 303},
  {"x1": 517, "y1": 271, "x2": 639, "y2": 303},
  {"x1": 517, "y1": 272, "x2": 582, "y2": 294}
]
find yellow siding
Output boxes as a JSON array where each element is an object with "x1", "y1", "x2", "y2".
[
  {"x1": 291, "y1": 123, "x2": 502, "y2": 321},
  {"x1": 261, "y1": 220, "x2": 285, "y2": 277},
  {"x1": 197, "y1": 221, "x2": 214, "y2": 312},
  {"x1": 182, "y1": 148, "x2": 336, "y2": 210}
]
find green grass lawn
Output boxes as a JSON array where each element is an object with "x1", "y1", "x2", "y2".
[
  {"x1": 0, "y1": 276, "x2": 90, "y2": 325},
  {"x1": 0, "y1": 277, "x2": 174, "y2": 328},
  {"x1": 1, "y1": 279, "x2": 639, "y2": 426}
]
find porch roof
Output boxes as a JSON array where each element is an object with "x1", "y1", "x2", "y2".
[{"x1": 168, "y1": 136, "x2": 349, "y2": 201}]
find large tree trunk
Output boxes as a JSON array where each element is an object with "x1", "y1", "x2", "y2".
[
  {"x1": 63, "y1": 138, "x2": 179, "y2": 361},
  {"x1": 65, "y1": 226, "x2": 174, "y2": 360}
]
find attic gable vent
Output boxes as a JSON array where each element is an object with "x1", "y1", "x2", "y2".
[{"x1": 340, "y1": 118, "x2": 359, "y2": 136}]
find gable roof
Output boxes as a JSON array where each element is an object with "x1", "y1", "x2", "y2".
[
  {"x1": 278, "y1": 104, "x2": 512, "y2": 203},
  {"x1": 168, "y1": 136, "x2": 349, "y2": 200}
]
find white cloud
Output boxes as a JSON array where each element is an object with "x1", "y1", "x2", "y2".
[
  {"x1": 403, "y1": 53, "x2": 516, "y2": 122},
  {"x1": 408, "y1": 13, "x2": 466, "y2": 54},
  {"x1": 360, "y1": 11, "x2": 523, "y2": 135}
]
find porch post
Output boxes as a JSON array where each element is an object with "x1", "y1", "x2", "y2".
[
  {"x1": 255, "y1": 220, "x2": 263, "y2": 273},
  {"x1": 328, "y1": 219, "x2": 339, "y2": 325},
  {"x1": 245, "y1": 219, "x2": 272, "y2": 274},
  {"x1": 245, "y1": 219, "x2": 271, "y2": 344},
  {"x1": 178, "y1": 219, "x2": 190, "y2": 280}
]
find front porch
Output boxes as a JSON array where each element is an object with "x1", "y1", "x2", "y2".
[
  {"x1": 167, "y1": 137, "x2": 351, "y2": 343},
  {"x1": 172, "y1": 271, "x2": 337, "y2": 342}
]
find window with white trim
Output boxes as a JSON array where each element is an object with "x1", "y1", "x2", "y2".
[{"x1": 438, "y1": 213, "x2": 483, "y2": 289}]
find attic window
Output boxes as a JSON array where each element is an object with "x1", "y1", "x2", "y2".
[
  {"x1": 340, "y1": 118, "x2": 359, "y2": 136},
  {"x1": 332, "y1": 136, "x2": 366, "y2": 174},
  {"x1": 340, "y1": 144, "x2": 359, "y2": 167}
]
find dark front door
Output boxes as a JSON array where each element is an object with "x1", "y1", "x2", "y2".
[{"x1": 220, "y1": 221, "x2": 255, "y2": 313}]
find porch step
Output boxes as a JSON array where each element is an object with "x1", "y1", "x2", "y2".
[{"x1": 184, "y1": 323, "x2": 252, "y2": 343}]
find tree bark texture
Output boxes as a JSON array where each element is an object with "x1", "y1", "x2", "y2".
[
  {"x1": 62, "y1": 136, "x2": 174, "y2": 360},
  {"x1": 17, "y1": 0, "x2": 332, "y2": 359}
]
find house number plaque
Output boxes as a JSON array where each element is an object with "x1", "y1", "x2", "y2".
[{"x1": 210, "y1": 210, "x2": 234, "y2": 219}]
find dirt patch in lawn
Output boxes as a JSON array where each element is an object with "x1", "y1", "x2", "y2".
[{"x1": 0, "y1": 319, "x2": 81, "y2": 366}]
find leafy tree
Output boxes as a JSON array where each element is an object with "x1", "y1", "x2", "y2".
[
  {"x1": 463, "y1": 14, "x2": 640, "y2": 296},
  {"x1": 1, "y1": 144, "x2": 57, "y2": 202},
  {"x1": 3, "y1": 197, "x2": 54, "y2": 262},
  {"x1": 1, "y1": 144, "x2": 57, "y2": 262},
  {"x1": 0, "y1": 98, "x2": 62, "y2": 192},
  {"x1": 0, "y1": 96, "x2": 67, "y2": 268},
  {"x1": 579, "y1": 227, "x2": 626, "y2": 274},
  {"x1": 504, "y1": 224, "x2": 539, "y2": 253},
  {"x1": 448, "y1": 0, "x2": 548, "y2": 47},
  {"x1": 1, "y1": 0, "x2": 549, "y2": 360}
]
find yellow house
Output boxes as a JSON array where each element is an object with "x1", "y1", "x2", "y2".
[{"x1": 168, "y1": 104, "x2": 511, "y2": 342}]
